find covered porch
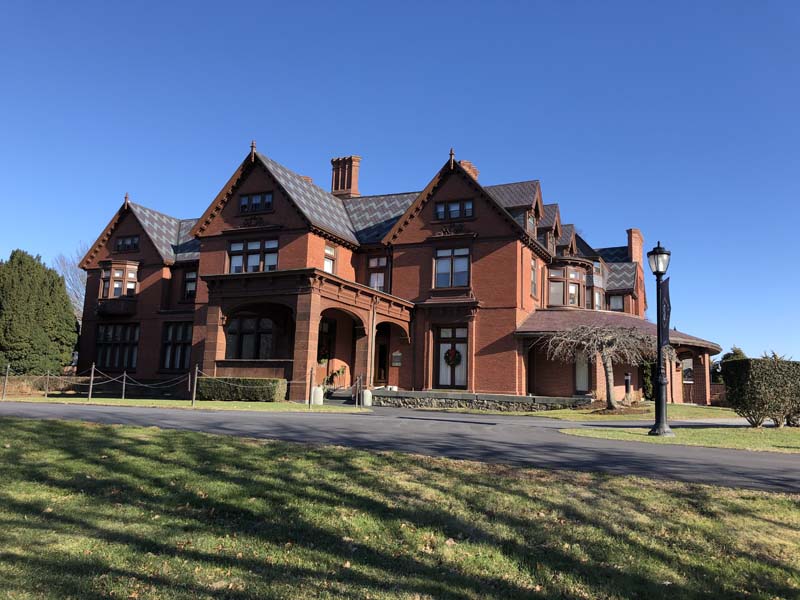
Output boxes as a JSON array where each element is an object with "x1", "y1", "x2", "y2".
[
  {"x1": 515, "y1": 308, "x2": 722, "y2": 405},
  {"x1": 201, "y1": 268, "x2": 413, "y2": 401}
]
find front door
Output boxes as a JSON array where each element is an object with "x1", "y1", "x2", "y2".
[{"x1": 435, "y1": 326, "x2": 468, "y2": 389}]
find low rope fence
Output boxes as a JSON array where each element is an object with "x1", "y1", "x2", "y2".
[{"x1": 1, "y1": 363, "x2": 319, "y2": 406}]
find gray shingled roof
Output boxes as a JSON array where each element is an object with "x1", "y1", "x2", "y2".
[
  {"x1": 606, "y1": 262, "x2": 637, "y2": 291},
  {"x1": 343, "y1": 192, "x2": 417, "y2": 244},
  {"x1": 596, "y1": 246, "x2": 629, "y2": 263},
  {"x1": 128, "y1": 203, "x2": 199, "y2": 263},
  {"x1": 515, "y1": 308, "x2": 721, "y2": 353},
  {"x1": 575, "y1": 234, "x2": 597, "y2": 259},
  {"x1": 539, "y1": 203, "x2": 560, "y2": 229},
  {"x1": 558, "y1": 224, "x2": 575, "y2": 247},
  {"x1": 256, "y1": 152, "x2": 359, "y2": 245},
  {"x1": 483, "y1": 180, "x2": 539, "y2": 208}
]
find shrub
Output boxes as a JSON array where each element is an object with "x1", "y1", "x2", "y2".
[
  {"x1": 721, "y1": 358, "x2": 800, "y2": 427},
  {"x1": 196, "y1": 377, "x2": 288, "y2": 402}
]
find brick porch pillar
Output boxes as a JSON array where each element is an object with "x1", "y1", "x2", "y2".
[
  {"x1": 289, "y1": 291, "x2": 321, "y2": 402},
  {"x1": 693, "y1": 352, "x2": 711, "y2": 405},
  {"x1": 201, "y1": 304, "x2": 224, "y2": 374},
  {"x1": 353, "y1": 324, "x2": 369, "y2": 387}
]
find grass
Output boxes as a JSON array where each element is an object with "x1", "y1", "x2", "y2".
[
  {"x1": 419, "y1": 403, "x2": 737, "y2": 421},
  {"x1": 0, "y1": 418, "x2": 797, "y2": 599},
  {"x1": 562, "y1": 425, "x2": 800, "y2": 454},
  {"x1": 2, "y1": 395, "x2": 368, "y2": 413}
]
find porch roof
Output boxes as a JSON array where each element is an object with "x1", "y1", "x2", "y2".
[{"x1": 515, "y1": 308, "x2": 721, "y2": 354}]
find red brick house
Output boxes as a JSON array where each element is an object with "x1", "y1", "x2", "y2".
[{"x1": 78, "y1": 145, "x2": 720, "y2": 403}]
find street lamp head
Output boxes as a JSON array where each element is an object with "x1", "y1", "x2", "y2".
[{"x1": 647, "y1": 241, "x2": 671, "y2": 276}]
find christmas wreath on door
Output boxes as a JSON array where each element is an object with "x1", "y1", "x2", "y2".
[{"x1": 444, "y1": 347, "x2": 462, "y2": 367}]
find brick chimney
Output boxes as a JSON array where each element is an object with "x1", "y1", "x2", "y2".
[
  {"x1": 627, "y1": 228, "x2": 643, "y2": 264},
  {"x1": 459, "y1": 160, "x2": 479, "y2": 180},
  {"x1": 330, "y1": 156, "x2": 361, "y2": 198}
]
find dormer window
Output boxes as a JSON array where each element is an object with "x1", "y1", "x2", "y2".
[
  {"x1": 434, "y1": 200, "x2": 473, "y2": 221},
  {"x1": 115, "y1": 236, "x2": 139, "y2": 252},
  {"x1": 239, "y1": 193, "x2": 273, "y2": 214},
  {"x1": 527, "y1": 212, "x2": 536, "y2": 232}
]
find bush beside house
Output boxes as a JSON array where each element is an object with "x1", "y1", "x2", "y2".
[
  {"x1": 721, "y1": 357, "x2": 800, "y2": 427},
  {"x1": 196, "y1": 377, "x2": 288, "y2": 402}
]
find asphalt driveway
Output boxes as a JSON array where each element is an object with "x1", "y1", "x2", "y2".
[{"x1": 0, "y1": 401, "x2": 797, "y2": 493}]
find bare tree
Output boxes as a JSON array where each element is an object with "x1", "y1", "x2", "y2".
[
  {"x1": 53, "y1": 241, "x2": 89, "y2": 322},
  {"x1": 541, "y1": 325, "x2": 665, "y2": 410}
]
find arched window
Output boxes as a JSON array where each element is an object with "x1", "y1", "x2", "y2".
[{"x1": 225, "y1": 316, "x2": 274, "y2": 359}]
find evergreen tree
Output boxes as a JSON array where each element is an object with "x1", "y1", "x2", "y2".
[{"x1": 0, "y1": 250, "x2": 77, "y2": 373}]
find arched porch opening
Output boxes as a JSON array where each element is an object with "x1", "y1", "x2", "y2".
[
  {"x1": 317, "y1": 308, "x2": 366, "y2": 390},
  {"x1": 215, "y1": 301, "x2": 295, "y2": 379},
  {"x1": 373, "y1": 321, "x2": 412, "y2": 389}
]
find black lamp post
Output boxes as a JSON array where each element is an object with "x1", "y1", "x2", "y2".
[{"x1": 647, "y1": 241, "x2": 674, "y2": 437}]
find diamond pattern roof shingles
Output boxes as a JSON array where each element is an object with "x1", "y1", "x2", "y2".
[
  {"x1": 128, "y1": 203, "x2": 199, "y2": 263},
  {"x1": 343, "y1": 192, "x2": 418, "y2": 244},
  {"x1": 256, "y1": 152, "x2": 359, "y2": 245}
]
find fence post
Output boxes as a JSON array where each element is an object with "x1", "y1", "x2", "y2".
[
  {"x1": 88, "y1": 363, "x2": 95, "y2": 401},
  {"x1": 121, "y1": 371, "x2": 127, "y2": 401},
  {"x1": 1, "y1": 364, "x2": 8, "y2": 401},
  {"x1": 44, "y1": 371, "x2": 50, "y2": 398},
  {"x1": 191, "y1": 364, "x2": 198, "y2": 407},
  {"x1": 308, "y1": 367, "x2": 314, "y2": 408}
]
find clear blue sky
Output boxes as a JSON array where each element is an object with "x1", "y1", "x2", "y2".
[{"x1": 1, "y1": 1, "x2": 798, "y2": 358}]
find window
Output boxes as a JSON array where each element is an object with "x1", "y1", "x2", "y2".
[
  {"x1": 434, "y1": 248, "x2": 469, "y2": 288},
  {"x1": 436, "y1": 326, "x2": 468, "y2": 389},
  {"x1": 101, "y1": 266, "x2": 137, "y2": 298},
  {"x1": 682, "y1": 358, "x2": 694, "y2": 383},
  {"x1": 549, "y1": 268, "x2": 564, "y2": 278},
  {"x1": 114, "y1": 236, "x2": 139, "y2": 252},
  {"x1": 530, "y1": 259, "x2": 538, "y2": 297},
  {"x1": 228, "y1": 240, "x2": 278, "y2": 274},
  {"x1": 183, "y1": 271, "x2": 197, "y2": 300},
  {"x1": 96, "y1": 323, "x2": 139, "y2": 370},
  {"x1": 368, "y1": 256, "x2": 387, "y2": 292},
  {"x1": 369, "y1": 272, "x2": 385, "y2": 292},
  {"x1": 527, "y1": 212, "x2": 536, "y2": 232},
  {"x1": 593, "y1": 261, "x2": 602, "y2": 275},
  {"x1": 610, "y1": 295, "x2": 624, "y2": 311},
  {"x1": 568, "y1": 283, "x2": 580, "y2": 306},
  {"x1": 434, "y1": 199, "x2": 473, "y2": 220},
  {"x1": 549, "y1": 281, "x2": 564, "y2": 306},
  {"x1": 324, "y1": 244, "x2": 336, "y2": 274},
  {"x1": 238, "y1": 193, "x2": 273, "y2": 214},
  {"x1": 225, "y1": 316, "x2": 274, "y2": 360},
  {"x1": 161, "y1": 322, "x2": 192, "y2": 371},
  {"x1": 568, "y1": 270, "x2": 580, "y2": 280},
  {"x1": 594, "y1": 290, "x2": 603, "y2": 310}
]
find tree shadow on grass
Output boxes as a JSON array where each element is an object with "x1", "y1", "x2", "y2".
[{"x1": 0, "y1": 417, "x2": 797, "y2": 599}]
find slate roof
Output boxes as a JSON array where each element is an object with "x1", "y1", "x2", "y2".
[
  {"x1": 539, "y1": 203, "x2": 560, "y2": 229},
  {"x1": 515, "y1": 308, "x2": 722, "y2": 353},
  {"x1": 128, "y1": 203, "x2": 199, "y2": 263},
  {"x1": 256, "y1": 152, "x2": 359, "y2": 245},
  {"x1": 483, "y1": 180, "x2": 539, "y2": 208},
  {"x1": 595, "y1": 246, "x2": 629, "y2": 263},
  {"x1": 605, "y1": 262, "x2": 638, "y2": 291},
  {"x1": 558, "y1": 224, "x2": 575, "y2": 247},
  {"x1": 342, "y1": 192, "x2": 417, "y2": 244},
  {"x1": 575, "y1": 234, "x2": 597, "y2": 259}
]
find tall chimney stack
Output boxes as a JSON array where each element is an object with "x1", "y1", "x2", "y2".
[
  {"x1": 330, "y1": 156, "x2": 361, "y2": 198},
  {"x1": 459, "y1": 160, "x2": 479, "y2": 180},
  {"x1": 627, "y1": 228, "x2": 643, "y2": 264}
]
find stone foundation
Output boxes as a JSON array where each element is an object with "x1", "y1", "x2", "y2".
[{"x1": 371, "y1": 389, "x2": 591, "y2": 411}]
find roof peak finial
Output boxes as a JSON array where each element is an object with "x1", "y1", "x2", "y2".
[
  {"x1": 449, "y1": 147, "x2": 455, "y2": 169},
  {"x1": 124, "y1": 192, "x2": 130, "y2": 209},
  {"x1": 250, "y1": 140, "x2": 257, "y2": 162}
]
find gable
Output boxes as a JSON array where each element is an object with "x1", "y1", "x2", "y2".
[
  {"x1": 81, "y1": 206, "x2": 164, "y2": 270},
  {"x1": 382, "y1": 160, "x2": 549, "y2": 260},
  {"x1": 190, "y1": 151, "x2": 359, "y2": 246}
]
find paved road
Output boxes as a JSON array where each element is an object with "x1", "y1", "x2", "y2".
[{"x1": 0, "y1": 401, "x2": 797, "y2": 493}]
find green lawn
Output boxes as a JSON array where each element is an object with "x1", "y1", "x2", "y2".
[
  {"x1": 419, "y1": 403, "x2": 737, "y2": 421},
  {"x1": 0, "y1": 418, "x2": 797, "y2": 599},
  {"x1": 562, "y1": 425, "x2": 800, "y2": 454},
  {"x1": 3, "y1": 396, "x2": 367, "y2": 413}
]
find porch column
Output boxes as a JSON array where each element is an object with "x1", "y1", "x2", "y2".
[
  {"x1": 201, "y1": 304, "x2": 224, "y2": 374},
  {"x1": 693, "y1": 352, "x2": 711, "y2": 405},
  {"x1": 289, "y1": 291, "x2": 322, "y2": 402},
  {"x1": 353, "y1": 325, "x2": 369, "y2": 387}
]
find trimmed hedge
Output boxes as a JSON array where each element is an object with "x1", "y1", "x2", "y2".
[
  {"x1": 721, "y1": 358, "x2": 800, "y2": 427},
  {"x1": 196, "y1": 377, "x2": 288, "y2": 402}
]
